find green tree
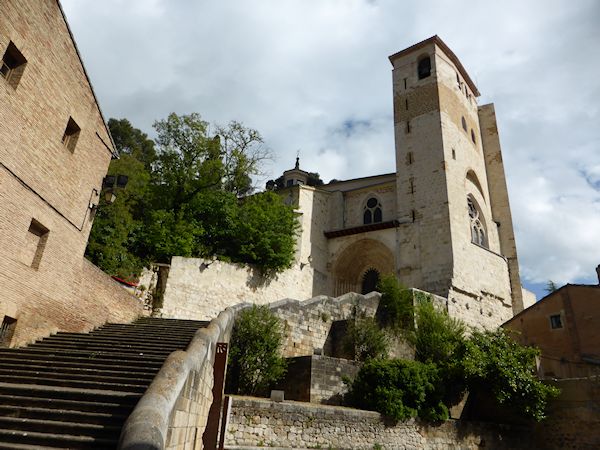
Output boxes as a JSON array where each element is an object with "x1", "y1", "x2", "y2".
[
  {"x1": 217, "y1": 121, "x2": 271, "y2": 196},
  {"x1": 152, "y1": 113, "x2": 223, "y2": 211},
  {"x1": 462, "y1": 329, "x2": 560, "y2": 421},
  {"x1": 226, "y1": 305, "x2": 287, "y2": 396},
  {"x1": 545, "y1": 280, "x2": 558, "y2": 294},
  {"x1": 85, "y1": 121, "x2": 152, "y2": 279},
  {"x1": 107, "y1": 118, "x2": 156, "y2": 170},
  {"x1": 233, "y1": 191, "x2": 298, "y2": 272}
]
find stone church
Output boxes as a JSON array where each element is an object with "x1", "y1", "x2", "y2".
[{"x1": 159, "y1": 36, "x2": 534, "y2": 330}]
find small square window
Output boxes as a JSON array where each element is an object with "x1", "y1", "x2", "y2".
[
  {"x1": 62, "y1": 117, "x2": 81, "y2": 152},
  {"x1": 1, "y1": 41, "x2": 27, "y2": 89},
  {"x1": 550, "y1": 314, "x2": 563, "y2": 329},
  {"x1": 22, "y1": 219, "x2": 49, "y2": 270}
]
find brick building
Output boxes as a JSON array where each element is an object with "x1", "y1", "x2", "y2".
[
  {"x1": 0, "y1": 0, "x2": 142, "y2": 348},
  {"x1": 504, "y1": 272, "x2": 600, "y2": 378}
]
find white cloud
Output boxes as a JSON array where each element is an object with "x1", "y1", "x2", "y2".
[{"x1": 61, "y1": 0, "x2": 600, "y2": 286}]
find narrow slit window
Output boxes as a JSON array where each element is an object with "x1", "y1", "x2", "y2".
[
  {"x1": 403, "y1": 78, "x2": 407, "y2": 89},
  {"x1": 1, "y1": 41, "x2": 27, "y2": 89},
  {"x1": 62, "y1": 117, "x2": 81, "y2": 152},
  {"x1": 471, "y1": 129, "x2": 476, "y2": 143},
  {"x1": 406, "y1": 120, "x2": 411, "y2": 134},
  {"x1": 452, "y1": 149, "x2": 456, "y2": 160},
  {"x1": 461, "y1": 116, "x2": 467, "y2": 132},
  {"x1": 406, "y1": 152, "x2": 414, "y2": 165},
  {"x1": 405, "y1": 98, "x2": 409, "y2": 110}
]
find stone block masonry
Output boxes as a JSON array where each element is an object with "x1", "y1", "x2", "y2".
[{"x1": 224, "y1": 396, "x2": 533, "y2": 449}]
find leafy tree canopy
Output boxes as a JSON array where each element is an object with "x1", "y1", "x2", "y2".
[{"x1": 86, "y1": 113, "x2": 296, "y2": 278}]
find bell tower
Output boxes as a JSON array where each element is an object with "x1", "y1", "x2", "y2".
[{"x1": 389, "y1": 36, "x2": 523, "y2": 328}]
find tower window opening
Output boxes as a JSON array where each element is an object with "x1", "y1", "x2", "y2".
[
  {"x1": 452, "y1": 149, "x2": 456, "y2": 160},
  {"x1": 471, "y1": 129, "x2": 476, "y2": 143},
  {"x1": 405, "y1": 98, "x2": 408, "y2": 110},
  {"x1": 403, "y1": 78, "x2": 407, "y2": 89},
  {"x1": 363, "y1": 197, "x2": 382, "y2": 225},
  {"x1": 417, "y1": 56, "x2": 431, "y2": 79},
  {"x1": 468, "y1": 196, "x2": 487, "y2": 248},
  {"x1": 406, "y1": 152, "x2": 414, "y2": 165},
  {"x1": 461, "y1": 116, "x2": 467, "y2": 132},
  {"x1": 406, "y1": 120, "x2": 411, "y2": 134},
  {"x1": 409, "y1": 178, "x2": 415, "y2": 194},
  {"x1": 456, "y1": 73, "x2": 460, "y2": 88}
]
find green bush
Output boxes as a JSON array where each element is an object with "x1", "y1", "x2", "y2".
[
  {"x1": 347, "y1": 359, "x2": 448, "y2": 421},
  {"x1": 410, "y1": 298, "x2": 466, "y2": 365},
  {"x1": 226, "y1": 305, "x2": 287, "y2": 396},
  {"x1": 376, "y1": 275, "x2": 413, "y2": 331},
  {"x1": 343, "y1": 316, "x2": 389, "y2": 362},
  {"x1": 462, "y1": 329, "x2": 560, "y2": 421}
]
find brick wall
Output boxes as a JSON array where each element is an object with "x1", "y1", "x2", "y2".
[{"x1": 0, "y1": 0, "x2": 143, "y2": 346}]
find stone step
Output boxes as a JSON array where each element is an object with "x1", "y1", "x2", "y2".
[
  {"x1": 0, "y1": 394, "x2": 134, "y2": 414},
  {"x1": 0, "y1": 355, "x2": 163, "y2": 371},
  {"x1": 0, "y1": 348, "x2": 167, "y2": 363},
  {"x1": 0, "y1": 428, "x2": 117, "y2": 449},
  {"x1": 100, "y1": 323, "x2": 204, "y2": 331},
  {"x1": 0, "y1": 417, "x2": 122, "y2": 439},
  {"x1": 27, "y1": 342, "x2": 175, "y2": 357},
  {"x1": 0, "y1": 362, "x2": 157, "y2": 378},
  {"x1": 0, "y1": 442, "x2": 65, "y2": 449},
  {"x1": 0, "y1": 369, "x2": 153, "y2": 385},
  {"x1": 50, "y1": 333, "x2": 191, "y2": 346},
  {"x1": 0, "y1": 375, "x2": 148, "y2": 393},
  {"x1": 0, "y1": 404, "x2": 127, "y2": 426},
  {"x1": 0, "y1": 383, "x2": 141, "y2": 405}
]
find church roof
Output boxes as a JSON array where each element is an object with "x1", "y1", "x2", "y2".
[{"x1": 388, "y1": 35, "x2": 480, "y2": 97}]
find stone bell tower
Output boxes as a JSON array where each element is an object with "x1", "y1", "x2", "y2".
[{"x1": 389, "y1": 36, "x2": 523, "y2": 328}]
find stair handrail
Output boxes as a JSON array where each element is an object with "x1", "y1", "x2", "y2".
[{"x1": 118, "y1": 304, "x2": 246, "y2": 450}]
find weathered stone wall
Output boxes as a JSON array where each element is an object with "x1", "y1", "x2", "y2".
[
  {"x1": 159, "y1": 257, "x2": 328, "y2": 321},
  {"x1": 225, "y1": 396, "x2": 532, "y2": 449},
  {"x1": 269, "y1": 292, "x2": 380, "y2": 358},
  {"x1": 277, "y1": 355, "x2": 360, "y2": 405}
]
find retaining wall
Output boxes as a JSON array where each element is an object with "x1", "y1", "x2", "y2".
[{"x1": 225, "y1": 396, "x2": 532, "y2": 449}]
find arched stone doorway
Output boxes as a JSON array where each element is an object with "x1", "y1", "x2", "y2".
[{"x1": 332, "y1": 239, "x2": 395, "y2": 296}]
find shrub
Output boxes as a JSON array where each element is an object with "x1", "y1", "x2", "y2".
[
  {"x1": 226, "y1": 305, "x2": 287, "y2": 396},
  {"x1": 343, "y1": 316, "x2": 389, "y2": 362},
  {"x1": 409, "y1": 298, "x2": 466, "y2": 365},
  {"x1": 462, "y1": 329, "x2": 560, "y2": 421},
  {"x1": 376, "y1": 275, "x2": 413, "y2": 331},
  {"x1": 347, "y1": 359, "x2": 448, "y2": 421}
]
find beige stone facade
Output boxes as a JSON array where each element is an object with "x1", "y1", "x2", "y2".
[
  {"x1": 0, "y1": 0, "x2": 143, "y2": 347},
  {"x1": 160, "y1": 36, "x2": 530, "y2": 330}
]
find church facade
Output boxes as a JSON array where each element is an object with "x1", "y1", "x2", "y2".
[
  {"x1": 277, "y1": 36, "x2": 533, "y2": 329},
  {"x1": 158, "y1": 36, "x2": 534, "y2": 330}
]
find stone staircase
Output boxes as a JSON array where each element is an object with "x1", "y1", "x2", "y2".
[{"x1": 0, "y1": 317, "x2": 208, "y2": 449}]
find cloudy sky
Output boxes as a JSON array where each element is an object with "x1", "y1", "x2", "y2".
[{"x1": 60, "y1": 0, "x2": 600, "y2": 299}]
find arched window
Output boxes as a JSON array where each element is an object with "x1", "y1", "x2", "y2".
[
  {"x1": 361, "y1": 268, "x2": 380, "y2": 294},
  {"x1": 417, "y1": 56, "x2": 431, "y2": 79},
  {"x1": 363, "y1": 197, "x2": 383, "y2": 224},
  {"x1": 461, "y1": 116, "x2": 467, "y2": 132},
  {"x1": 467, "y1": 196, "x2": 487, "y2": 248}
]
